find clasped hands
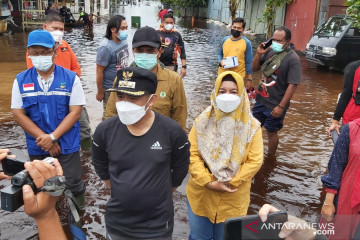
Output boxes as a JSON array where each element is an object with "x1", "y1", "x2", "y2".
[{"x1": 36, "y1": 134, "x2": 61, "y2": 156}]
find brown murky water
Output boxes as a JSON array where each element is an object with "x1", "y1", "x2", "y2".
[{"x1": 0, "y1": 2, "x2": 344, "y2": 239}]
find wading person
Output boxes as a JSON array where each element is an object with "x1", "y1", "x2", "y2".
[
  {"x1": 78, "y1": 7, "x2": 90, "y2": 29},
  {"x1": 186, "y1": 71, "x2": 263, "y2": 239},
  {"x1": 327, "y1": 60, "x2": 360, "y2": 136},
  {"x1": 157, "y1": 13, "x2": 187, "y2": 77},
  {"x1": 321, "y1": 118, "x2": 360, "y2": 240},
  {"x1": 26, "y1": 13, "x2": 92, "y2": 145},
  {"x1": 105, "y1": 26, "x2": 187, "y2": 129},
  {"x1": 96, "y1": 15, "x2": 129, "y2": 119},
  {"x1": 92, "y1": 67, "x2": 190, "y2": 239},
  {"x1": 218, "y1": 17, "x2": 253, "y2": 81},
  {"x1": 11, "y1": 30, "x2": 86, "y2": 207},
  {"x1": 251, "y1": 26, "x2": 301, "y2": 157}
]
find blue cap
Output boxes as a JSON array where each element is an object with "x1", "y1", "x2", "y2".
[{"x1": 27, "y1": 30, "x2": 55, "y2": 48}]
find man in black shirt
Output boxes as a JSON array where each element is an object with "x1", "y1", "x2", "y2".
[
  {"x1": 92, "y1": 67, "x2": 190, "y2": 239},
  {"x1": 252, "y1": 26, "x2": 301, "y2": 156},
  {"x1": 157, "y1": 14, "x2": 187, "y2": 77}
]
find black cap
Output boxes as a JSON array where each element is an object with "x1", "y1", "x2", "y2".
[
  {"x1": 132, "y1": 26, "x2": 161, "y2": 48},
  {"x1": 106, "y1": 67, "x2": 157, "y2": 96}
]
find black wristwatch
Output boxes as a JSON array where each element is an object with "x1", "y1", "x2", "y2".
[{"x1": 182, "y1": 65, "x2": 187, "y2": 69}]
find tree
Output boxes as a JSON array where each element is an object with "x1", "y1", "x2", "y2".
[
  {"x1": 346, "y1": 0, "x2": 360, "y2": 27},
  {"x1": 260, "y1": 0, "x2": 294, "y2": 38},
  {"x1": 229, "y1": 0, "x2": 241, "y2": 20}
]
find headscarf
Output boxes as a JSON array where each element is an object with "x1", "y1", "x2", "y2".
[{"x1": 194, "y1": 71, "x2": 260, "y2": 182}]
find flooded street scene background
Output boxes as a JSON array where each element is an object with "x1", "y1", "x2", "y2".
[{"x1": 0, "y1": 1, "x2": 345, "y2": 239}]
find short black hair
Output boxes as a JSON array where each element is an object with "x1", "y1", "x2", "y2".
[
  {"x1": 232, "y1": 17, "x2": 246, "y2": 29},
  {"x1": 79, "y1": 7, "x2": 83, "y2": 11},
  {"x1": 163, "y1": 13, "x2": 174, "y2": 22},
  {"x1": 275, "y1": 26, "x2": 292, "y2": 40},
  {"x1": 105, "y1": 15, "x2": 126, "y2": 40},
  {"x1": 221, "y1": 74, "x2": 237, "y2": 84},
  {"x1": 45, "y1": 12, "x2": 64, "y2": 24}
]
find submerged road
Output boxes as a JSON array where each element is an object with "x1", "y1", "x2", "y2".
[{"x1": 0, "y1": 1, "x2": 345, "y2": 239}]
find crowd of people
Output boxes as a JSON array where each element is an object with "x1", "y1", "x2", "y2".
[
  {"x1": 45, "y1": 3, "x2": 93, "y2": 30},
  {"x1": 1, "y1": 7, "x2": 360, "y2": 240}
]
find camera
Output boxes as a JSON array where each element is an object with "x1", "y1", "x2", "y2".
[{"x1": 1, "y1": 157, "x2": 54, "y2": 212}]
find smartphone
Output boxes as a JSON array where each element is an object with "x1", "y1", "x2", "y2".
[
  {"x1": 1, "y1": 157, "x2": 27, "y2": 176},
  {"x1": 330, "y1": 130, "x2": 339, "y2": 144},
  {"x1": 263, "y1": 38, "x2": 273, "y2": 49},
  {"x1": 224, "y1": 211, "x2": 288, "y2": 240}
]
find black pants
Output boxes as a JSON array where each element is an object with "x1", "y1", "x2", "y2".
[{"x1": 29, "y1": 151, "x2": 85, "y2": 197}]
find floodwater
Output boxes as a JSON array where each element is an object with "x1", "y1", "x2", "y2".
[{"x1": 0, "y1": 1, "x2": 345, "y2": 239}]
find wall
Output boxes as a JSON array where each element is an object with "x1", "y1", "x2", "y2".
[
  {"x1": 284, "y1": 0, "x2": 316, "y2": 51},
  {"x1": 206, "y1": 0, "x2": 246, "y2": 24},
  {"x1": 244, "y1": 0, "x2": 285, "y2": 35},
  {"x1": 206, "y1": 0, "x2": 285, "y2": 35}
]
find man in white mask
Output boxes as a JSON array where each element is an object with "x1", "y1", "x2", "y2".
[
  {"x1": 11, "y1": 29, "x2": 86, "y2": 207},
  {"x1": 25, "y1": 13, "x2": 92, "y2": 147},
  {"x1": 92, "y1": 67, "x2": 190, "y2": 240},
  {"x1": 105, "y1": 26, "x2": 187, "y2": 130},
  {"x1": 157, "y1": 13, "x2": 187, "y2": 77}
]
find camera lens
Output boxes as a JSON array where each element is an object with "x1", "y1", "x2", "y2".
[{"x1": 14, "y1": 179, "x2": 20, "y2": 184}]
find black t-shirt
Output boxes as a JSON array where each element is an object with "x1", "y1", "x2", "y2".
[
  {"x1": 255, "y1": 49, "x2": 302, "y2": 109},
  {"x1": 92, "y1": 112, "x2": 190, "y2": 238},
  {"x1": 157, "y1": 30, "x2": 186, "y2": 66}
]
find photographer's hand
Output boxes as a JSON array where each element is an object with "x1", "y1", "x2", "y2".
[
  {"x1": 259, "y1": 204, "x2": 316, "y2": 240},
  {"x1": 22, "y1": 159, "x2": 67, "y2": 240},
  {"x1": 0, "y1": 148, "x2": 14, "y2": 180}
]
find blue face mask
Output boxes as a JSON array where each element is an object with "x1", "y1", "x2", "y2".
[
  {"x1": 271, "y1": 41, "x2": 284, "y2": 53},
  {"x1": 134, "y1": 53, "x2": 158, "y2": 70},
  {"x1": 30, "y1": 55, "x2": 54, "y2": 72},
  {"x1": 118, "y1": 30, "x2": 128, "y2": 41}
]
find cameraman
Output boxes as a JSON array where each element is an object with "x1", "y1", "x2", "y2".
[{"x1": 0, "y1": 148, "x2": 67, "y2": 239}]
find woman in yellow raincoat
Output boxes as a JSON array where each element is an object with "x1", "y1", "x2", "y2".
[{"x1": 186, "y1": 71, "x2": 263, "y2": 239}]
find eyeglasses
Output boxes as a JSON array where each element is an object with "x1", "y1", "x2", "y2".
[{"x1": 28, "y1": 50, "x2": 54, "y2": 56}]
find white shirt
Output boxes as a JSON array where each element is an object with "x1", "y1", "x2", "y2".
[{"x1": 11, "y1": 72, "x2": 86, "y2": 109}]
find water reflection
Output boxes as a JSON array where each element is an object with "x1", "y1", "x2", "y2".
[{"x1": 0, "y1": 1, "x2": 345, "y2": 239}]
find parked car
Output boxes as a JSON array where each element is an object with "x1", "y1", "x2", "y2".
[{"x1": 305, "y1": 15, "x2": 360, "y2": 71}]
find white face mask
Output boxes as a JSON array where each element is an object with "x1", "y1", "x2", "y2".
[
  {"x1": 50, "y1": 30, "x2": 64, "y2": 43},
  {"x1": 30, "y1": 55, "x2": 54, "y2": 72},
  {"x1": 116, "y1": 95, "x2": 153, "y2": 125},
  {"x1": 164, "y1": 24, "x2": 174, "y2": 31},
  {"x1": 216, "y1": 93, "x2": 241, "y2": 113}
]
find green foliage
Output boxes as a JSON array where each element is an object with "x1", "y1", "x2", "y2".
[
  {"x1": 259, "y1": 0, "x2": 294, "y2": 37},
  {"x1": 229, "y1": 0, "x2": 241, "y2": 20},
  {"x1": 162, "y1": 0, "x2": 207, "y2": 7},
  {"x1": 346, "y1": 0, "x2": 360, "y2": 27}
]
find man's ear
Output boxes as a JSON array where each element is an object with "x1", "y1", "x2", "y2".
[
  {"x1": 158, "y1": 47, "x2": 163, "y2": 58},
  {"x1": 53, "y1": 47, "x2": 58, "y2": 59},
  {"x1": 148, "y1": 94, "x2": 158, "y2": 107},
  {"x1": 42, "y1": 24, "x2": 47, "y2": 30}
]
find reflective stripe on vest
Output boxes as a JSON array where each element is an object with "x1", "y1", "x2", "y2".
[{"x1": 21, "y1": 91, "x2": 72, "y2": 98}]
